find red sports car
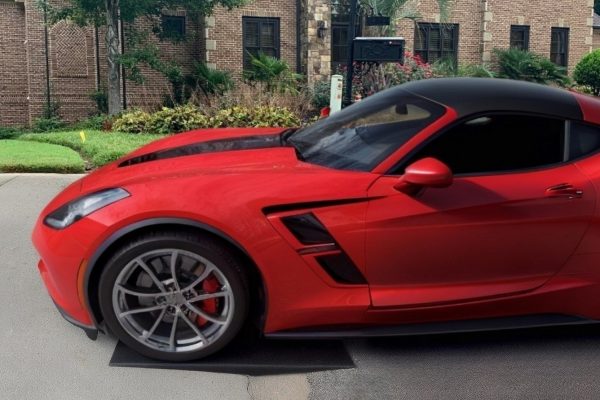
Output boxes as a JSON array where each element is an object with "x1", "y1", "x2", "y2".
[{"x1": 33, "y1": 78, "x2": 600, "y2": 361}]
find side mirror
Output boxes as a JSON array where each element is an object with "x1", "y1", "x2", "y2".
[{"x1": 394, "y1": 158, "x2": 453, "y2": 193}]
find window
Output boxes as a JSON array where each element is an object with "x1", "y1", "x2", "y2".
[
  {"x1": 569, "y1": 122, "x2": 600, "y2": 160},
  {"x1": 287, "y1": 90, "x2": 445, "y2": 172},
  {"x1": 243, "y1": 17, "x2": 280, "y2": 70},
  {"x1": 402, "y1": 115, "x2": 567, "y2": 175},
  {"x1": 551, "y1": 27, "x2": 569, "y2": 67},
  {"x1": 161, "y1": 15, "x2": 186, "y2": 38},
  {"x1": 510, "y1": 25, "x2": 530, "y2": 51},
  {"x1": 414, "y1": 23, "x2": 459, "y2": 64}
]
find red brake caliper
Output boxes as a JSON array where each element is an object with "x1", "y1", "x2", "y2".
[{"x1": 195, "y1": 276, "x2": 220, "y2": 327}]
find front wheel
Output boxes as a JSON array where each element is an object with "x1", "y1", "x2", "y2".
[{"x1": 98, "y1": 230, "x2": 249, "y2": 362}]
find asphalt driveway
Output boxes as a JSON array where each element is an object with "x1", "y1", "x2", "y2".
[{"x1": 3, "y1": 174, "x2": 600, "y2": 400}]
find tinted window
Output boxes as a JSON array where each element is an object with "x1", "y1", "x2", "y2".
[
  {"x1": 162, "y1": 15, "x2": 186, "y2": 39},
  {"x1": 243, "y1": 17, "x2": 280, "y2": 71},
  {"x1": 414, "y1": 23, "x2": 459, "y2": 65},
  {"x1": 510, "y1": 25, "x2": 530, "y2": 51},
  {"x1": 551, "y1": 27, "x2": 569, "y2": 67},
  {"x1": 287, "y1": 91, "x2": 445, "y2": 172},
  {"x1": 403, "y1": 115, "x2": 565, "y2": 175},
  {"x1": 570, "y1": 122, "x2": 600, "y2": 160}
]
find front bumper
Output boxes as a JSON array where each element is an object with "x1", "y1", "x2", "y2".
[{"x1": 53, "y1": 300, "x2": 99, "y2": 340}]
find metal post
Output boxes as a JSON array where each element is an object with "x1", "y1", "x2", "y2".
[{"x1": 343, "y1": 0, "x2": 358, "y2": 107}]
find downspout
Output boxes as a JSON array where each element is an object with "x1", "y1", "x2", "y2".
[
  {"x1": 42, "y1": 1, "x2": 51, "y2": 115},
  {"x1": 296, "y1": 0, "x2": 302, "y2": 74},
  {"x1": 120, "y1": 15, "x2": 127, "y2": 110},
  {"x1": 94, "y1": 26, "x2": 101, "y2": 89}
]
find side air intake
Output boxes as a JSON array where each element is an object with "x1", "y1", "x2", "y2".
[
  {"x1": 281, "y1": 213, "x2": 335, "y2": 245},
  {"x1": 281, "y1": 213, "x2": 367, "y2": 285}
]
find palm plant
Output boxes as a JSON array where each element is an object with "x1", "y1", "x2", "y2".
[{"x1": 243, "y1": 53, "x2": 303, "y2": 94}]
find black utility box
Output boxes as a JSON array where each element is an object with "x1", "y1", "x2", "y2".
[{"x1": 353, "y1": 37, "x2": 405, "y2": 63}]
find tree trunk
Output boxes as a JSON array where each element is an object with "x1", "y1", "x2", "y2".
[{"x1": 105, "y1": 0, "x2": 122, "y2": 115}]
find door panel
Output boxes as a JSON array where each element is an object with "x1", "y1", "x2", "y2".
[{"x1": 366, "y1": 164, "x2": 595, "y2": 308}]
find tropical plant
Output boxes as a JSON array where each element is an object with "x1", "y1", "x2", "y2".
[
  {"x1": 493, "y1": 48, "x2": 570, "y2": 86},
  {"x1": 243, "y1": 53, "x2": 303, "y2": 93},
  {"x1": 574, "y1": 49, "x2": 600, "y2": 96},
  {"x1": 188, "y1": 62, "x2": 234, "y2": 98},
  {"x1": 433, "y1": 59, "x2": 495, "y2": 78}
]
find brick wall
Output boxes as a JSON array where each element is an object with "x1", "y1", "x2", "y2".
[
  {"x1": 207, "y1": 0, "x2": 298, "y2": 78},
  {"x1": 484, "y1": 0, "x2": 593, "y2": 71},
  {"x1": 0, "y1": 1, "x2": 28, "y2": 126},
  {"x1": 119, "y1": 11, "x2": 204, "y2": 110},
  {"x1": 0, "y1": 0, "x2": 596, "y2": 127},
  {"x1": 393, "y1": 0, "x2": 592, "y2": 70},
  {"x1": 395, "y1": 0, "x2": 485, "y2": 66}
]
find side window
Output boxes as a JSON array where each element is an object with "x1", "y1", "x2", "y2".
[
  {"x1": 403, "y1": 115, "x2": 565, "y2": 175},
  {"x1": 569, "y1": 122, "x2": 600, "y2": 160}
]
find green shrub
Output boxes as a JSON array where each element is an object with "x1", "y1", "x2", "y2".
[
  {"x1": 188, "y1": 62, "x2": 234, "y2": 97},
  {"x1": 493, "y1": 48, "x2": 569, "y2": 86},
  {"x1": 148, "y1": 105, "x2": 210, "y2": 134},
  {"x1": 211, "y1": 106, "x2": 300, "y2": 128},
  {"x1": 33, "y1": 116, "x2": 67, "y2": 132},
  {"x1": 113, "y1": 110, "x2": 152, "y2": 134},
  {"x1": 0, "y1": 127, "x2": 22, "y2": 140},
  {"x1": 574, "y1": 50, "x2": 600, "y2": 95},
  {"x1": 73, "y1": 115, "x2": 113, "y2": 131},
  {"x1": 311, "y1": 80, "x2": 331, "y2": 109},
  {"x1": 243, "y1": 53, "x2": 302, "y2": 93},
  {"x1": 89, "y1": 89, "x2": 109, "y2": 114},
  {"x1": 434, "y1": 59, "x2": 495, "y2": 78},
  {"x1": 210, "y1": 106, "x2": 254, "y2": 128},
  {"x1": 251, "y1": 106, "x2": 301, "y2": 127}
]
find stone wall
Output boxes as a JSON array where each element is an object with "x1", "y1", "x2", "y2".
[{"x1": 301, "y1": 0, "x2": 331, "y2": 86}]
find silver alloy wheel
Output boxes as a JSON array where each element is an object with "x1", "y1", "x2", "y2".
[{"x1": 112, "y1": 249, "x2": 235, "y2": 353}]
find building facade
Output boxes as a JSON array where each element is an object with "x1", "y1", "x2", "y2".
[{"x1": 0, "y1": 0, "x2": 595, "y2": 126}]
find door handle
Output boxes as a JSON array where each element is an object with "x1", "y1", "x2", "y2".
[{"x1": 545, "y1": 183, "x2": 583, "y2": 199}]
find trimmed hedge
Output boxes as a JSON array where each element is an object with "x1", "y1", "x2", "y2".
[{"x1": 113, "y1": 104, "x2": 301, "y2": 134}]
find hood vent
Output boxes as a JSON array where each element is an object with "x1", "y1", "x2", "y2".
[{"x1": 119, "y1": 134, "x2": 284, "y2": 167}]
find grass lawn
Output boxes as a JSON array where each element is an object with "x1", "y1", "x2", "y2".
[
  {"x1": 0, "y1": 140, "x2": 85, "y2": 173},
  {"x1": 20, "y1": 130, "x2": 166, "y2": 168}
]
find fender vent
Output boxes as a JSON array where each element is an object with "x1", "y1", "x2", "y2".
[
  {"x1": 316, "y1": 254, "x2": 367, "y2": 285},
  {"x1": 281, "y1": 213, "x2": 334, "y2": 245}
]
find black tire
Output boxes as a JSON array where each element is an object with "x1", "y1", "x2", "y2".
[{"x1": 98, "y1": 229, "x2": 249, "y2": 362}]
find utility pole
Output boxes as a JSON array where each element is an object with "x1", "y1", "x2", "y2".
[{"x1": 343, "y1": 0, "x2": 359, "y2": 107}]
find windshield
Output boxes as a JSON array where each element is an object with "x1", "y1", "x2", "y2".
[{"x1": 288, "y1": 89, "x2": 446, "y2": 171}]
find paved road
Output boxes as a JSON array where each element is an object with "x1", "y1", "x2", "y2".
[
  {"x1": 2, "y1": 174, "x2": 600, "y2": 400},
  {"x1": 0, "y1": 174, "x2": 308, "y2": 400}
]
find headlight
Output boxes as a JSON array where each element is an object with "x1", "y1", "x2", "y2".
[{"x1": 44, "y1": 188, "x2": 130, "y2": 230}]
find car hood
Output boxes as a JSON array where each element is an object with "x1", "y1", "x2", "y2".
[{"x1": 79, "y1": 127, "x2": 335, "y2": 192}]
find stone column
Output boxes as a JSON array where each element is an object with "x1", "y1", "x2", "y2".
[{"x1": 301, "y1": 0, "x2": 332, "y2": 86}]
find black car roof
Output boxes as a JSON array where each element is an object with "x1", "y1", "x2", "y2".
[{"x1": 398, "y1": 78, "x2": 583, "y2": 121}]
